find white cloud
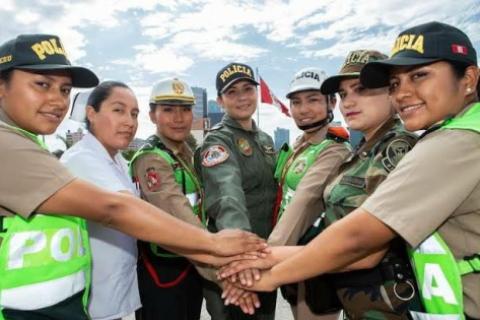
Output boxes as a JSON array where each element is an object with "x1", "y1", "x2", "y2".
[{"x1": 134, "y1": 46, "x2": 194, "y2": 74}]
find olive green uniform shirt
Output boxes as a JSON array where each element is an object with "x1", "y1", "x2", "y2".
[{"x1": 197, "y1": 114, "x2": 277, "y2": 239}]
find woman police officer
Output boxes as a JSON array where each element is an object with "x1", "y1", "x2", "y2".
[
  {"x1": 267, "y1": 67, "x2": 350, "y2": 320},
  {"x1": 197, "y1": 62, "x2": 277, "y2": 320},
  {"x1": 130, "y1": 78, "x2": 212, "y2": 320},
  {"x1": 0, "y1": 34, "x2": 265, "y2": 320},
  {"x1": 220, "y1": 21, "x2": 480, "y2": 320}
]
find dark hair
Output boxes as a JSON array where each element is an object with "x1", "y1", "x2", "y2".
[
  {"x1": 0, "y1": 69, "x2": 13, "y2": 83},
  {"x1": 86, "y1": 81, "x2": 130, "y2": 131},
  {"x1": 448, "y1": 61, "x2": 479, "y2": 100}
]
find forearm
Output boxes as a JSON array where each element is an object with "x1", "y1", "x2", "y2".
[
  {"x1": 270, "y1": 209, "x2": 395, "y2": 287},
  {"x1": 331, "y1": 246, "x2": 388, "y2": 272}
]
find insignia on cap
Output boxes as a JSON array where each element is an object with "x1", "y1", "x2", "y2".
[
  {"x1": 145, "y1": 167, "x2": 161, "y2": 191},
  {"x1": 451, "y1": 44, "x2": 468, "y2": 55},
  {"x1": 31, "y1": 38, "x2": 67, "y2": 61},
  {"x1": 237, "y1": 138, "x2": 252, "y2": 156},
  {"x1": 202, "y1": 145, "x2": 229, "y2": 167},
  {"x1": 0, "y1": 55, "x2": 12, "y2": 64},
  {"x1": 219, "y1": 64, "x2": 253, "y2": 83},
  {"x1": 172, "y1": 80, "x2": 185, "y2": 95},
  {"x1": 381, "y1": 138, "x2": 413, "y2": 172}
]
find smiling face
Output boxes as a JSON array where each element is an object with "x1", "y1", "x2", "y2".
[
  {"x1": 87, "y1": 86, "x2": 139, "y2": 156},
  {"x1": 388, "y1": 61, "x2": 477, "y2": 131},
  {"x1": 217, "y1": 80, "x2": 257, "y2": 121},
  {"x1": 289, "y1": 90, "x2": 328, "y2": 131},
  {"x1": 150, "y1": 104, "x2": 193, "y2": 143},
  {"x1": 0, "y1": 69, "x2": 72, "y2": 134},
  {"x1": 338, "y1": 77, "x2": 394, "y2": 140}
]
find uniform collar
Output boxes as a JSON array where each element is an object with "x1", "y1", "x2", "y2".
[
  {"x1": 156, "y1": 133, "x2": 192, "y2": 160},
  {"x1": 0, "y1": 108, "x2": 18, "y2": 127},
  {"x1": 293, "y1": 126, "x2": 328, "y2": 150},
  {"x1": 355, "y1": 117, "x2": 399, "y2": 155},
  {"x1": 222, "y1": 114, "x2": 259, "y2": 132}
]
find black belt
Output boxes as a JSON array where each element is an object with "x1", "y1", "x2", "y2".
[{"x1": 329, "y1": 259, "x2": 413, "y2": 288}]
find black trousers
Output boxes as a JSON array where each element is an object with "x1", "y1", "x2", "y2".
[{"x1": 136, "y1": 260, "x2": 203, "y2": 320}]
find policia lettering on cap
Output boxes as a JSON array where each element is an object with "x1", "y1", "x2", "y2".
[
  {"x1": 218, "y1": 21, "x2": 480, "y2": 320},
  {"x1": 0, "y1": 34, "x2": 266, "y2": 320},
  {"x1": 197, "y1": 62, "x2": 277, "y2": 319}
]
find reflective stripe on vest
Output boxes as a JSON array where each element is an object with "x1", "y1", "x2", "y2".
[
  {"x1": 277, "y1": 139, "x2": 335, "y2": 221},
  {"x1": 0, "y1": 126, "x2": 91, "y2": 314},
  {"x1": 408, "y1": 102, "x2": 480, "y2": 319}
]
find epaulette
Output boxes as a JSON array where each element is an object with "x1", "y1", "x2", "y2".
[{"x1": 326, "y1": 126, "x2": 350, "y2": 143}]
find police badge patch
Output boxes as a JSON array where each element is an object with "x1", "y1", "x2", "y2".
[
  {"x1": 202, "y1": 145, "x2": 230, "y2": 167},
  {"x1": 145, "y1": 167, "x2": 161, "y2": 191},
  {"x1": 381, "y1": 139, "x2": 413, "y2": 172},
  {"x1": 237, "y1": 138, "x2": 253, "y2": 156}
]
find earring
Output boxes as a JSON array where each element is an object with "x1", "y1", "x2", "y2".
[{"x1": 467, "y1": 87, "x2": 472, "y2": 93}]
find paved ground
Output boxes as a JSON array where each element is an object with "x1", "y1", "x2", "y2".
[
  {"x1": 124, "y1": 290, "x2": 294, "y2": 320},
  {"x1": 200, "y1": 291, "x2": 294, "y2": 320}
]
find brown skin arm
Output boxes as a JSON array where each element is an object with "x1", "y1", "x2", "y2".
[
  {"x1": 38, "y1": 179, "x2": 266, "y2": 261},
  {"x1": 241, "y1": 208, "x2": 396, "y2": 291}
]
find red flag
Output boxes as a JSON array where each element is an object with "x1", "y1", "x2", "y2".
[{"x1": 260, "y1": 77, "x2": 290, "y2": 117}]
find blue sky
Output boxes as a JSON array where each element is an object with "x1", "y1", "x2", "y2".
[{"x1": 1, "y1": 0, "x2": 479, "y2": 149}]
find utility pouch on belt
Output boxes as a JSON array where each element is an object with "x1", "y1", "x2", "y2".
[{"x1": 294, "y1": 214, "x2": 342, "y2": 314}]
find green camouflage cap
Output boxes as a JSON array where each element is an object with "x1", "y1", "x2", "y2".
[
  {"x1": 320, "y1": 50, "x2": 387, "y2": 94},
  {"x1": 361, "y1": 21, "x2": 478, "y2": 88},
  {"x1": 0, "y1": 34, "x2": 98, "y2": 88}
]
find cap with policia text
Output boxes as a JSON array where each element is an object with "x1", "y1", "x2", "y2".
[
  {"x1": 0, "y1": 34, "x2": 99, "y2": 88},
  {"x1": 321, "y1": 50, "x2": 387, "y2": 94},
  {"x1": 287, "y1": 67, "x2": 327, "y2": 98},
  {"x1": 360, "y1": 21, "x2": 478, "y2": 88},
  {"x1": 216, "y1": 62, "x2": 259, "y2": 95},
  {"x1": 149, "y1": 78, "x2": 195, "y2": 106}
]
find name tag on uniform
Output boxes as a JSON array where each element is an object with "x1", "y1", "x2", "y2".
[{"x1": 339, "y1": 175, "x2": 366, "y2": 189}]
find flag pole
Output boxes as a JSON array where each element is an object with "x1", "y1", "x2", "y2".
[{"x1": 255, "y1": 67, "x2": 260, "y2": 127}]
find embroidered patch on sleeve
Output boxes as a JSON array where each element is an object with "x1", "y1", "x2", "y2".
[
  {"x1": 202, "y1": 145, "x2": 229, "y2": 167},
  {"x1": 145, "y1": 167, "x2": 161, "y2": 191},
  {"x1": 381, "y1": 138, "x2": 413, "y2": 172}
]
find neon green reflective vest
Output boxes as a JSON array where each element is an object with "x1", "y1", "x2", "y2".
[
  {"x1": 408, "y1": 102, "x2": 480, "y2": 320},
  {"x1": 274, "y1": 139, "x2": 336, "y2": 222},
  {"x1": 0, "y1": 126, "x2": 91, "y2": 319},
  {"x1": 130, "y1": 137, "x2": 205, "y2": 258}
]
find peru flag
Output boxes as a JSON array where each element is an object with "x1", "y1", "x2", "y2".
[
  {"x1": 260, "y1": 77, "x2": 291, "y2": 117},
  {"x1": 451, "y1": 44, "x2": 468, "y2": 55}
]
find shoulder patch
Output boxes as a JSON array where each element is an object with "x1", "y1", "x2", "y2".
[
  {"x1": 202, "y1": 145, "x2": 229, "y2": 167},
  {"x1": 145, "y1": 167, "x2": 161, "y2": 191},
  {"x1": 381, "y1": 138, "x2": 413, "y2": 172},
  {"x1": 237, "y1": 137, "x2": 253, "y2": 156}
]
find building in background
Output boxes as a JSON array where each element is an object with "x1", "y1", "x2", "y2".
[
  {"x1": 207, "y1": 99, "x2": 224, "y2": 128},
  {"x1": 274, "y1": 127, "x2": 290, "y2": 150},
  {"x1": 191, "y1": 86, "x2": 208, "y2": 144},
  {"x1": 65, "y1": 127, "x2": 85, "y2": 147},
  {"x1": 348, "y1": 128, "x2": 363, "y2": 149}
]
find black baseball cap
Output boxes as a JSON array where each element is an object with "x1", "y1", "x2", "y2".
[
  {"x1": 0, "y1": 34, "x2": 99, "y2": 88},
  {"x1": 321, "y1": 50, "x2": 387, "y2": 94},
  {"x1": 216, "y1": 62, "x2": 259, "y2": 95},
  {"x1": 361, "y1": 21, "x2": 478, "y2": 88}
]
